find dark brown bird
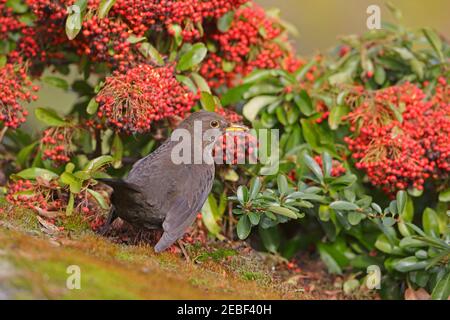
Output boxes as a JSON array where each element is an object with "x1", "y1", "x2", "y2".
[{"x1": 100, "y1": 111, "x2": 247, "y2": 252}]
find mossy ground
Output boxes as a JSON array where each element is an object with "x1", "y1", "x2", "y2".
[{"x1": 0, "y1": 203, "x2": 374, "y2": 300}]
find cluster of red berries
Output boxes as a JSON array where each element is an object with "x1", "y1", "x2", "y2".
[
  {"x1": 344, "y1": 79, "x2": 450, "y2": 193},
  {"x1": 6, "y1": 0, "x2": 70, "y2": 75},
  {"x1": 6, "y1": 179, "x2": 64, "y2": 212},
  {"x1": 75, "y1": 16, "x2": 138, "y2": 72},
  {"x1": 0, "y1": 63, "x2": 38, "y2": 128},
  {"x1": 109, "y1": 0, "x2": 246, "y2": 42},
  {"x1": 200, "y1": 2, "x2": 300, "y2": 88},
  {"x1": 40, "y1": 127, "x2": 73, "y2": 165},
  {"x1": 215, "y1": 106, "x2": 243, "y2": 123},
  {"x1": 0, "y1": 0, "x2": 23, "y2": 41},
  {"x1": 96, "y1": 64, "x2": 196, "y2": 133},
  {"x1": 313, "y1": 155, "x2": 346, "y2": 177}
]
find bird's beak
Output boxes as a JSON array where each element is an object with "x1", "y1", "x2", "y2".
[{"x1": 226, "y1": 123, "x2": 249, "y2": 132}]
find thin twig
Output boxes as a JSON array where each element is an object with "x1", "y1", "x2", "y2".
[{"x1": 0, "y1": 127, "x2": 7, "y2": 144}]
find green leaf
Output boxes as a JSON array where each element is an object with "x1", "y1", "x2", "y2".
[
  {"x1": 177, "y1": 43, "x2": 207, "y2": 71},
  {"x1": 221, "y1": 83, "x2": 253, "y2": 107},
  {"x1": 393, "y1": 256, "x2": 428, "y2": 273},
  {"x1": 438, "y1": 188, "x2": 450, "y2": 202},
  {"x1": 382, "y1": 216, "x2": 396, "y2": 227},
  {"x1": 317, "y1": 243, "x2": 343, "y2": 274},
  {"x1": 423, "y1": 28, "x2": 444, "y2": 62},
  {"x1": 236, "y1": 186, "x2": 248, "y2": 205},
  {"x1": 190, "y1": 72, "x2": 211, "y2": 93},
  {"x1": 259, "y1": 225, "x2": 280, "y2": 253},
  {"x1": 396, "y1": 190, "x2": 407, "y2": 216},
  {"x1": 65, "y1": 5, "x2": 83, "y2": 40},
  {"x1": 0, "y1": 55, "x2": 6, "y2": 68},
  {"x1": 293, "y1": 90, "x2": 314, "y2": 116},
  {"x1": 169, "y1": 24, "x2": 182, "y2": 47},
  {"x1": 268, "y1": 206, "x2": 298, "y2": 219},
  {"x1": 242, "y1": 95, "x2": 278, "y2": 122},
  {"x1": 6, "y1": 0, "x2": 28, "y2": 13},
  {"x1": 42, "y1": 76, "x2": 69, "y2": 91},
  {"x1": 303, "y1": 153, "x2": 323, "y2": 182},
  {"x1": 200, "y1": 91, "x2": 216, "y2": 112},
  {"x1": 127, "y1": 34, "x2": 146, "y2": 44},
  {"x1": 201, "y1": 195, "x2": 222, "y2": 237},
  {"x1": 139, "y1": 42, "x2": 164, "y2": 66},
  {"x1": 14, "y1": 168, "x2": 58, "y2": 181},
  {"x1": 98, "y1": 0, "x2": 116, "y2": 19},
  {"x1": 328, "y1": 105, "x2": 349, "y2": 130},
  {"x1": 87, "y1": 189, "x2": 109, "y2": 209},
  {"x1": 60, "y1": 172, "x2": 83, "y2": 194},
  {"x1": 249, "y1": 177, "x2": 261, "y2": 201},
  {"x1": 277, "y1": 174, "x2": 288, "y2": 195},
  {"x1": 83, "y1": 155, "x2": 113, "y2": 173},
  {"x1": 16, "y1": 142, "x2": 38, "y2": 167},
  {"x1": 322, "y1": 152, "x2": 332, "y2": 177},
  {"x1": 86, "y1": 97, "x2": 99, "y2": 115},
  {"x1": 374, "y1": 65, "x2": 386, "y2": 85},
  {"x1": 431, "y1": 271, "x2": 450, "y2": 300},
  {"x1": 248, "y1": 212, "x2": 260, "y2": 225},
  {"x1": 217, "y1": 11, "x2": 234, "y2": 32},
  {"x1": 35, "y1": 108, "x2": 68, "y2": 127},
  {"x1": 111, "y1": 133, "x2": 123, "y2": 169},
  {"x1": 330, "y1": 201, "x2": 359, "y2": 211},
  {"x1": 423, "y1": 208, "x2": 440, "y2": 237},
  {"x1": 237, "y1": 215, "x2": 251, "y2": 240},
  {"x1": 348, "y1": 212, "x2": 363, "y2": 225},
  {"x1": 375, "y1": 234, "x2": 394, "y2": 254}
]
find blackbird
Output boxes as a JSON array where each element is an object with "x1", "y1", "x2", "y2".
[{"x1": 100, "y1": 111, "x2": 248, "y2": 252}]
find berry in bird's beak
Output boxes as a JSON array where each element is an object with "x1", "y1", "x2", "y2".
[{"x1": 225, "y1": 123, "x2": 249, "y2": 132}]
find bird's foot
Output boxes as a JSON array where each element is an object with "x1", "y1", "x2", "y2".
[{"x1": 177, "y1": 240, "x2": 191, "y2": 263}]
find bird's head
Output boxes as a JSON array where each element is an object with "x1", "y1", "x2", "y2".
[
  {"x1": 177, "y1": 110, "x2": 248, "y2": 136},
  {"x1": 170, "y1": 111, "x2": 249, "y2": 163}
]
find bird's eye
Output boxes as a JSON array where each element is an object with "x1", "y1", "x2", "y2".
[{"x1": 210, "y1": 120, "x2": 220, "y2": 128}]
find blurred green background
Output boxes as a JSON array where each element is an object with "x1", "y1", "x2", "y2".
[
  {"x1": 257, "y1": 0, "x2": 450, "y2": 54},
  {"x1": 26, "y1": 0, "x2": 450, "y2": 134}
]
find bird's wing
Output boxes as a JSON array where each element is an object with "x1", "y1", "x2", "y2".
[{"x1": 154, "y1": 165, "x2": 214, "y2": 252}]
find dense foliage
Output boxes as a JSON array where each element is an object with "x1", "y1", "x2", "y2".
[{"x1": 0, "y1": 0, "x2": 448, "y2": 299}]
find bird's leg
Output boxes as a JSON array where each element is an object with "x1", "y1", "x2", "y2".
[
  {"x1": 99, "y1": 207, "x2": 117, "y2": 236},
  {"x1": 177, "y1": 239, "x2": 191, "y2": 263}
]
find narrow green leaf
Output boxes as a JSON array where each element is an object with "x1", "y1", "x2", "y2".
[
  {"x1": 303, "y1": 153, "x2": 323, "y2": 182},
  {"x1": 98, "y1": 0, "x2": 116, "y2": 19},
  {"x1": 329, "y1": 201, "x2": 359, "y2": 211},
  {"x1": 87, "y1": 189, "x2": 108, "y2": 209}
]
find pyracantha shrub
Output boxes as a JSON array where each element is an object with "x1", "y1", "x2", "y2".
[
  {"x1": 200, "y1": 2, "x2": 300, "y2": 88},
  {"x1": 345, "y1": 79, "x2": 450, "y2": 193},
  {"x1": 0, "y1": 63, "x2": 38, "y2": 129},
  {"x1": 95, "y1": 64, "x2": 196, "y2": 133}
]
